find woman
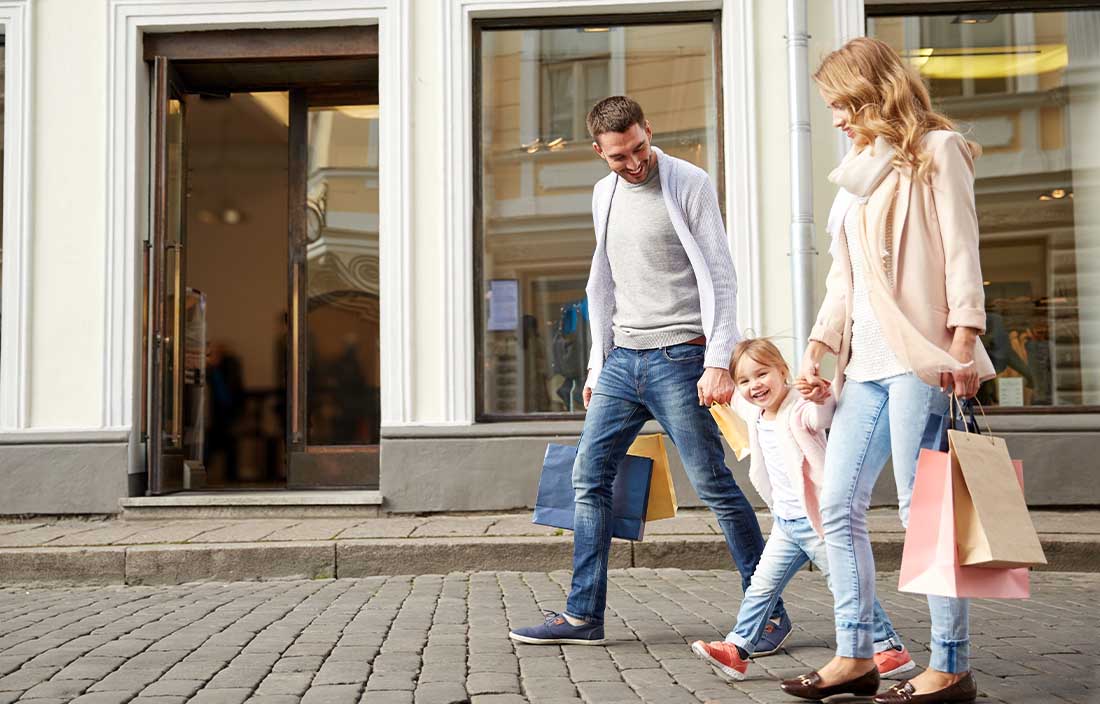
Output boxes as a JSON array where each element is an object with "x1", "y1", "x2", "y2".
[{"x1": 780, "y1": 38, "x2": 995, "y2": 704}]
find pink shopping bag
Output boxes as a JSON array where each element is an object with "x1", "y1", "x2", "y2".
[{"x1": 898, "y1": 448, "x2": 1030, "y2": 599}]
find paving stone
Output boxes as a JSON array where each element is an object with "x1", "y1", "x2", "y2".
[
  {"x1": 466, "y1": 672, "x2": 521, "y2": 695},
  {"x1": 19, "y1": 678, "x2": 95, "y2": 699},
  {"x1": 0, "y1": 666, "x2": 60, "y2": 691},
  {"x1": 187, "y1": 688, "x2": 252, "y2": 704},
  {"x1": 575, "y1": 681, "x2": 642, "y2": 702},
  {"x1": 139, "y1": 679, "x2": 206, "y2": 697},
  {"x1": 300, "y1": 684, "x2": 363, "y2": 703},
  {"x1": 413, "y1": 681, "x2": 469, "y2": 704},
  {"x1": 53, "y1": 657, "x2": 126, "y2": 681},
  {"x1": 360, "y1": 692, "x2": 413, "y2": 704}
]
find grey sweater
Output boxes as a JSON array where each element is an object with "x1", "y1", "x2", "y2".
[
  {"x1": 584, "y1": 147, "x2": 741, "y2": 390},
  {"x1": 605, "y1": 163, "x2": 703, "y2": 349}
]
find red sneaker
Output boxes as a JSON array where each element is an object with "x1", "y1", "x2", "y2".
[
  {"x1": 691, "y1": 640, "x2": 749, "y2": 681},
  {"x1": 875, "y1": 645, "x2": 917, "y2": 679}
]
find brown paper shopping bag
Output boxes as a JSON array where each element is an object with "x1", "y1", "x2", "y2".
[
  {"x1": 709, "y1": 403, "x2": 750, "y2": 461},
  {"x1": 628, "y1": 434, "x2": 677, "y2": 522},
  {"x1": 949, "y1": 429, "x2": 1047, "y2": 568}
]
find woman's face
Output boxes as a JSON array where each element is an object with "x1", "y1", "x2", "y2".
[{"x1": 824, "y1": 96, "x2": 868, "y2": 146}]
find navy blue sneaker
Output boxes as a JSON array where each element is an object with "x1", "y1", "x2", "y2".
[
  {"x1": 752, "y1": 613, "x2": 793, "y2": 657},
  {"x1": 509, "y1": 611, "x2": 606, "y2": 645}
]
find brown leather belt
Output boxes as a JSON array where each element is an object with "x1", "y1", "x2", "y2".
[{"x1": 684, "y1": 336, "x2": 707, "y2": 346}]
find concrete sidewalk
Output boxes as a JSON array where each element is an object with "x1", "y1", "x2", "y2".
[{"x1": 1, "y1": 509, "x2": 1097, "y2": 586}]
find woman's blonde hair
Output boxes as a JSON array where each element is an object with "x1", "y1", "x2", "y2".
[
  {"x1": 731, "y1": 338, "x2": 790, "y2": 381},
  {"x1": 813, "y1": 37, "x2": 979, "y2": 180}
]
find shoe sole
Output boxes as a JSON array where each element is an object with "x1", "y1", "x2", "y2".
[
  {"x1": 690, "y1": 641, "x2": 747, "y2": 681},
  {"x1": 750, "y1": 627, "x2": 792, "y2": 658},
  {"x1": 508, "y1": 632, "x2": 607, "y2": 646},
  {"x1": 879, "y1": 659, "x2": 917, "y2": 679}
]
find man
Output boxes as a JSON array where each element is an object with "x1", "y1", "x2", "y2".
[{"x1": 510, "y1": 96, "x2": 790, "y2": 651}]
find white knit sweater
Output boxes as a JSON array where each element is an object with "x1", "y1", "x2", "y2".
[{"x1": 842, "y1": 205, "x2": 909, "y2": 382}]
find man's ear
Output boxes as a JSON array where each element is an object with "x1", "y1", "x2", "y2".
[
  {"x1": 591, "y1": 140, "x2": 603, "y2": 158},
  {"x1": 643, "y1": 120, "x2": 653, "y2": 141}
]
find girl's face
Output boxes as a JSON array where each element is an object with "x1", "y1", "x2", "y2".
[{"x1": 734, "y1": 356, "x2": 788, "y2": 411}]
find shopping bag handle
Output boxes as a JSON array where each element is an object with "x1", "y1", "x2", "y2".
[{"x1": 949, "y1": 394, "x2": 993, "y2": 440}]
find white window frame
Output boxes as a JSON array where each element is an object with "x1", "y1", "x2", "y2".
[
  {"x1": 0, "y1": 1, "x2": 31, "y2": 431},
  {"x1": 104, "y1": 0, "x2": 412, "y2": 455},
  {"x1": 443, "y1": 0, "x2": 761, "y2": 424}
]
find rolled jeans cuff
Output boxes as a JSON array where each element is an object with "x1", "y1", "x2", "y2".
[
  {"x1": 835, "y1": 621, "x2": 875, "y2": 659},
  {"x1": 873, "y1": 634, "x2": 903, "y2": 655},
  {"x1": 724, "y1": 631, "x2": 752, "y2": 653},
  {"x1": 930, "y1": 638, "x2": 970, "y2": 674}
]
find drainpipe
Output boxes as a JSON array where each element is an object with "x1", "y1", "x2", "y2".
[{"x1": 787, "y1": 0, "x2": 816, "y2": 361}]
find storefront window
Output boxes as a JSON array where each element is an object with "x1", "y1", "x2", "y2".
[
  {"x1": 476, "y1": 18, "x2": 721, "y2": 417},
  {"x1": 870, "y1": 8, "x2": 1100, "y2": 409}
]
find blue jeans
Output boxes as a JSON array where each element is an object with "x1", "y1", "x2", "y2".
[
  {"x1": 821, "y1": 373, "x2": 969, "y2": 672},
  {"x1": 565, "y1": 344, "x2": 781, "y2": 624},
  {"x1": 725, "y1": 515, "x2": 903, "y2": 655}
]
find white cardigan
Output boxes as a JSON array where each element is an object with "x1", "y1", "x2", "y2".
[
  {"x1": 735, "y1": 390, "x2": 835, "y2": 537},
  {"x1": 584, "y1": 147, "x2": 741, "y2": 389}
]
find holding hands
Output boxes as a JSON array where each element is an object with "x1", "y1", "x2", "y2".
[{"x1": 794, "y1": 374, "x2": 831, "y2": 405}]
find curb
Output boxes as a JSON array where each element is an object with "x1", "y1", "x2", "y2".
[{"x1": 0, "y1": 535, "x2": 1094, "y2": 586}]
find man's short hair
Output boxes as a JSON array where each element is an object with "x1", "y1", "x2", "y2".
[{"x1": 586, "y1": 96, "x2": 645, "y2": 140}]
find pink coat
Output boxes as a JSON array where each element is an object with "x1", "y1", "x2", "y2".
[
  {"x1": 735, "y1": 390, "x2": 834, "y2": 537},
  {"x1": 810, "y1": 130, "x2": 996, "y2": 395}
]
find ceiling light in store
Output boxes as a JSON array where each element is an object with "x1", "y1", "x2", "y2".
[
  {"x1": 522, "y1": 138, "x2": 543, "y2": 154},
  {"x1": 953, "y1": 14, "x2": 998, "y2": 24},
  {"x1": 547, "y1": 137, "x2": 567, "y2": 151},
  {"x1": 582, "y1": 27, "x2": 610, "y2": 33},
  {"x1": 904, "y1": 44, "x2": 1067, "y2": 79},
  {"x1": 1039, "y1": 188, "x2": 1073, "y2": 201}
]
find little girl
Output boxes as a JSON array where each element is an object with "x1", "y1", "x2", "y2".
[{"x1": 692, "y1": 338, "x2": 914, "y2": 681}]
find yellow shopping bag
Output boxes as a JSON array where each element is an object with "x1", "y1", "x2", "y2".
[
  {"x1": 709, "y1": 403, "x2": 750, "y2": 461},
  {"x1": 628, "y1": 434, "x2": 677, "y2": 522}
]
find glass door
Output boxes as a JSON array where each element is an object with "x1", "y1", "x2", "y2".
[
  {"x1": 286, "y1": 90, "x2": 381, "y2": 488},
  {"x1": 147, "y1": 56, "x2": 189, "y2": 495}
]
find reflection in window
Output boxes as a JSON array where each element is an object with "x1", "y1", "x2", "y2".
[
  {"x1": 477, "y1": 20, "x2": 720, "y2": 416},
  {"x1": 870, "y1": 10, "x2": 1100, "y2": 408},
  {"x1": 306, "y1": 106, "x2": 380, "y2": 443}
]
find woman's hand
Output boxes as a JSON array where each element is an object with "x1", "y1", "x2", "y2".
[
  {"x1": 799, "y1": 341, "x2": 829, "y2": 382},
  {"x1": 941, "y1": 327, "x2": 980, "y2": 398},
  {"x1": 794, "y1": 375, "x2": 831, "y2": 405}
]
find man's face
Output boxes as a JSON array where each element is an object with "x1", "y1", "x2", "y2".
[{"x1": 592, "y1": 121, "x2": 655, "y2": 184}]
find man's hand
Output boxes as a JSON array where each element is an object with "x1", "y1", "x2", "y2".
[
  {"x1": 698, "y1": 367, "x2": 735, "y2": 406},
  {"x1": 941, "y1": 327, "x2": 980, "y2": 398},
  {"x1": 583, "y1": 386, "x2": 593, "y2": 409}
]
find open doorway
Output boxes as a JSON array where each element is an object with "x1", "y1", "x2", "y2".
[{"x1": 142, "y1": 28, "x2": 381, "y2": 494}]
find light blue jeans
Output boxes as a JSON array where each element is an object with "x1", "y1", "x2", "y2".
[
  {"x1": 725, "y1": 515, "x2": 904, "y2": 656},
  {"x1": 821, "y1": 373, "x2": 970, "y2": 673}
]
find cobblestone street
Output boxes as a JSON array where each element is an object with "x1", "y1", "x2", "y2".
[{"x1": 0, "y1": 570, "x2": 1095, "y2": 704}]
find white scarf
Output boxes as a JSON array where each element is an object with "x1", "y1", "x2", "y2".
[{"x1": 825, "y1": 136, "x2": 973, "y2": 384}]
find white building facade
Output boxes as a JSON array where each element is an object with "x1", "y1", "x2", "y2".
[{"x1": 1, "y1": 0, "x2": 1097, "y2": 515}]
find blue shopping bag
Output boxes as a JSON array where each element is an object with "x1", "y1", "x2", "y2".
[{"x1": 533, "y1": 443, "x2": 654, "y2": 541}]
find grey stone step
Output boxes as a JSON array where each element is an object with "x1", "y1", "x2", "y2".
[
  {"x1": 0, "y1": 532, "x2": 1096, "y2": 586},
  {"x1": 119, "y1": 490, "x2": 384, "y2": 519}
]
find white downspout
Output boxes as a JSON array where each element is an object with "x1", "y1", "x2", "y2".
[{"x1": 787, "y1": 0, "x2": 816, "y2": 360}]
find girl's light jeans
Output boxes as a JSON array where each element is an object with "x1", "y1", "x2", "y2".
[
  {"x1": 821, "y1": 373, "x2": 969, "y2": 673},
  {"x1": 725, "y1": 514, "x2": 904, "y2": 656}
]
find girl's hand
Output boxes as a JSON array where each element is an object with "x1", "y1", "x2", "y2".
[{"x1": 794, "y1": 375, "x2": 830, "y2": 405}]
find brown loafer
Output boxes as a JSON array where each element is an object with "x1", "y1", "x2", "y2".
[
  {"x1": 872, "y1": 672, "x2": 977, "y2": 704},
  {"x1": 780, "y1": 666, "x2": 880, "y2": 700}
]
